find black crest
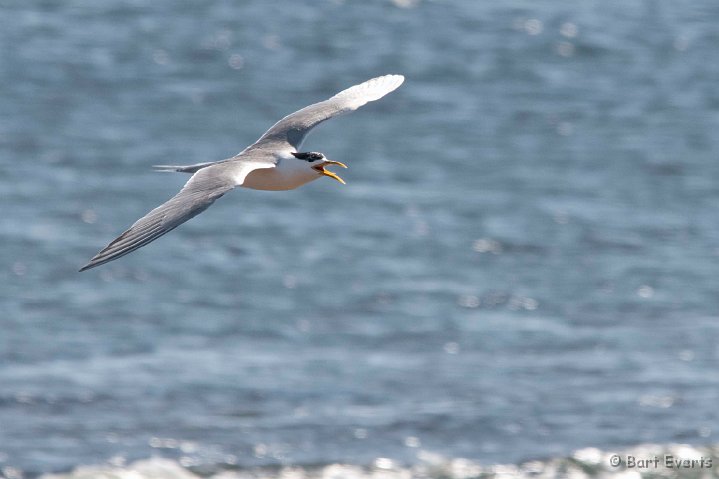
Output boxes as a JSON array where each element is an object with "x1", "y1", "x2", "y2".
[{"x1": 291, "y1": 151, "x2": 325, "y2": 162}]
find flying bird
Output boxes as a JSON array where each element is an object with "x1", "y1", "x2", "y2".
[{"x1": 80, "y1": 74, "x2": 405, "y2": 271}]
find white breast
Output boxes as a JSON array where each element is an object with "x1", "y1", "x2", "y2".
[{"x1": 241, "y1": 154, "x2": 319, "y2": 191}]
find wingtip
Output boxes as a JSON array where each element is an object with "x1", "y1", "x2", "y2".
[
  {"x1": 376, "y1": 74, "x2": 405, "y2": 95},
  {"x1": 349, "y1": 74, "x2": 405, "y2": 104},
  {"x1": 383, "y1": 73, "x2": 405, "y2": 85},
  {"x1": 78, "y1": 262, "x2": 94, "y2": 272},
  {"x1": 79, "y1": 256, "x2": 103, "y2": 272}
]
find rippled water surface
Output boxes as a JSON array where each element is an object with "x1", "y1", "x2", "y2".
[{"x1": 2, "y1": 1, "x2": 719, "y2": 477}]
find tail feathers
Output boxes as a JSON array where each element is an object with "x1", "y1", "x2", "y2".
[{"x1": 153, "y1": 161, "x2": 216, "y2": 174}]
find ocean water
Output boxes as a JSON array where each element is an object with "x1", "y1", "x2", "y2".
[{"x1": 2, "y1": 0, "x2": 719, "y2": 477}]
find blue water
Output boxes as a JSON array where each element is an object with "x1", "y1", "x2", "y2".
[{"x1": 2, "y1": 1, "x2": 719, "y2": 477}]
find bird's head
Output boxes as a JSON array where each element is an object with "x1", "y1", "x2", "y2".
[{"x1": 292, "y1": 151, "x2": 347, "y2": 185}]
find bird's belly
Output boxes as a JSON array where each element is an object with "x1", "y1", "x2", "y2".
[{"x1": 242, "y1": 166, "x2": 317, "y2": 191}]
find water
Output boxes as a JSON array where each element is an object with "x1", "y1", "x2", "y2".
[{"x1": 2, "y1": 0, "x2": 719, "y2": 477}]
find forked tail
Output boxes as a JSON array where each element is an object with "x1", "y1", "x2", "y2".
[{"x1": 152, "y1": 161, "x2": 216, "y2": 174}]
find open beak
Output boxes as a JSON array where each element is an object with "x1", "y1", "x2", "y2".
[{"x1": 313, "y1": 160, "x2": 348, "y2": 185}]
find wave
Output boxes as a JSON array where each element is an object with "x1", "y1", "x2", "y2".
[{"x1": 37, "y1": 443, "x2": 719, "y2": 479}]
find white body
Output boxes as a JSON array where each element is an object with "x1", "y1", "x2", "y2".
[{"x1": 241, "y1": 152, "x2": 318, "y2": 191}]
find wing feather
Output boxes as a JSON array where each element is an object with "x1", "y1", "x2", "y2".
[
  {"x1": 252, "y1": 74, "x2": 404, "y2": 150},
  {"x1": 79, "y1": 162, "x2": 270, "y2": 271}
]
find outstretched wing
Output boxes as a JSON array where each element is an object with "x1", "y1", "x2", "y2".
[
  {"x1": 79, "y1": 161, "x2": 272, "y2": 271},
  {"x1": 252, "y1": 74, "x2": 404, "y2": 151}
]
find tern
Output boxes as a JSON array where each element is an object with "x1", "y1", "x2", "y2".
[{"x1": 80, "y1": 74, "x2": 404, "y2": 271}]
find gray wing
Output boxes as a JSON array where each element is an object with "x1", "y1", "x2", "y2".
[
  {"x1": 251, "y1": 74, "x2": 404, "y2": 151},
  {"x1": 79, "y1": 161, "x2": 270, "y2": 271}
]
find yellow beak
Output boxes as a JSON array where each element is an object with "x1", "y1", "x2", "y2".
[{"x1": 313, "y1": 160, "x2": 348, "y2": 185}]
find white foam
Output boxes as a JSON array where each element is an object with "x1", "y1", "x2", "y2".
[
  {"x1": 40, "y1": 458, "x2": 197, "y2": 479},
  {"x1": 39, "y1": 443, "x2": 719, "y2": 479}
]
